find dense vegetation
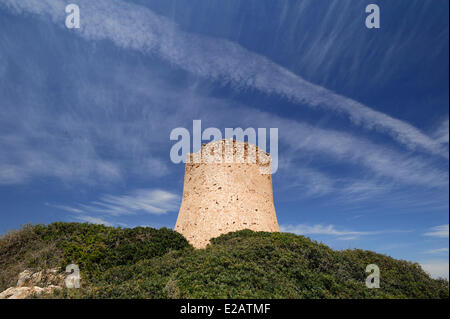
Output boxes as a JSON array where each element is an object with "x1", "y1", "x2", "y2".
[{"x1": 0, "y1": 223, "x2": 448, "y2": 299}]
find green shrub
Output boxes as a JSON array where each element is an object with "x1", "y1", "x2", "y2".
[
  {"x1": 0, "y1": 222, "x2": 191, "y2": 290},
  {"x1": 1, "y1": 224, "x2": 448, "y2": 299}
]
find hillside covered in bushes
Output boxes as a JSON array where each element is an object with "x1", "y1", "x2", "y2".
[{"x1": 0, "y1": 222, "x2": 448, "y2": 299}]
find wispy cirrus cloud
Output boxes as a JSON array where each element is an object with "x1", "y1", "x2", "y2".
[
  {"x1": 0, "y1": 71, "x2": 171, "y2": 185},
  {"x1": 1, "y1": 0, "x2": 447, "y2": 203},
  {"x1": 0, "y1": 132, "x2": 122, "y2": 185},
  {"x1": 0, "y1": 52, "x2": 446, "y2": 197},
  {"x1": 2, "y1": 49, "x2": 446, "y2": 193},
  {"x1": 420, "y1": 260, "x2": 449, "y2": 279},
  {"x1": 45, "y1": 203, "x2": 83, "y2": 214},
  {"x1": 281, "y1": 224, "x2": 371, "y2": 236},
  {"x1": 433, "y1": 117, "x2": 449, "y2": 145},
  {"x1": 52, "y1": 189, "x2": 180, "y2": 217},
  {"x1": 280, "y1": 224, "x2": 410, "y2": 240},
  {"x1": 0, "y1": 0, "x2": 445, "y2": 157},
  {"x1": 270, "y1": 115, "x2": 448, "y2": 189},
  {"x1": 74, "y1": 215, "x2": 112, "y2": 226},
  {"x1": 424, "y1": 224, "x2": 449, "y2": 238},
  {"x1": 425, "y1": 248, "x2": 449, "y2": 255}
]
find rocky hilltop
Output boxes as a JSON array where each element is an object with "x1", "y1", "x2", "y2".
[{"x1": 0, "y1": 268, "x2": 65, "y2": 299}]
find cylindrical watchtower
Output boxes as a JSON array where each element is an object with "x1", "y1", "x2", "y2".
[{"x1": 175, "y1": 139, "x2": 279, "y2": 248}]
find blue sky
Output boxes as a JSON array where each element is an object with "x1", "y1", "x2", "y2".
[{"x1": 0, "y1": 0, "x2": 448, "y2": 278}]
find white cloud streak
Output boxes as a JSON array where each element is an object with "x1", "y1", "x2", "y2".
[
  {"x1": 0, "y1": 72, "x2": 170, "y2": 185},
  {"x1": 261, "y1": 113, "x2": 449, "y2": 189},
  {"x1": 420, "y1": 260, "x2": 449, "y2": 279},
  {"x1": 425, "y1": 248, "x2": 449, "y2": 255},
  {"x1": 0, "y1": 54, "x2": 446, "y2": 191},
  {"x1": 74, "y1": 215, "x2": 112, "y2": 226},
  {"x1": 45, "y1": 203, "x2": 83, "y2": 214},
  {"x1": 280, "y1": 224, "x2": 409, "y2": 240},
  {"x1": 52, "y1": 188, "x2": 180, "y2": 216},
  {"x1": 0, "y1": 133, "x2": 122, "y2": 185},
  {"x1": 433, "y1": 117, "x2": 449, "y2": 145},
  {"x1": 281, "y1": 224, "x2": 371, "y2": 236},
  {"x1": 0, "y1": 0, "x2": 445, "y2": 157},
  {"x1": 0, "y1": 0, "x2": 447, "y2": 203},
  {"x1": 424, "y1": 224, "x2": 449, "y2": 238}
]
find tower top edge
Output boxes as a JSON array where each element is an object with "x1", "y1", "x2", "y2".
[{"x1": 186, "y1": 139, "x2": 272, "y2": 166}]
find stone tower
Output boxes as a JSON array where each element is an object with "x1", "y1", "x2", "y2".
[{"x1": 174, "y1": 139, "x2": 279, "y2": 248}]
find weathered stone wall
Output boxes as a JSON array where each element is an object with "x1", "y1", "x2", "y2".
[{"x1": 175, "y1": 139, "x2": 279, "y2": 248}]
